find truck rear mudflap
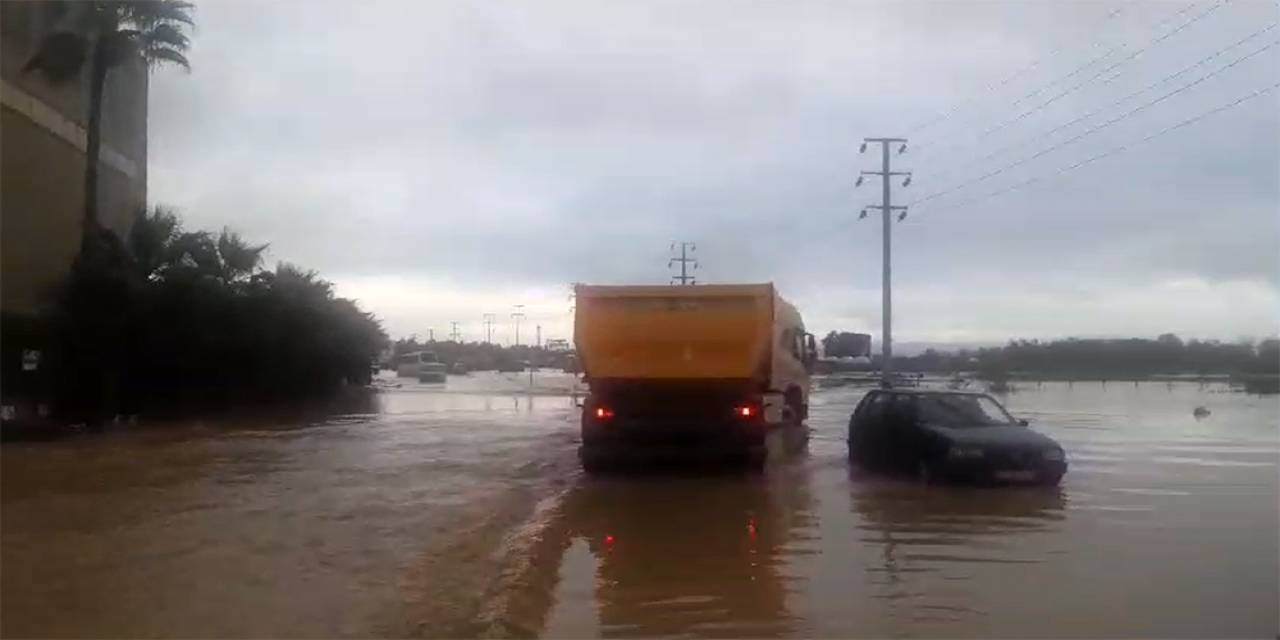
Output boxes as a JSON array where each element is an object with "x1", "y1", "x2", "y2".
[{"x1": 580, "y1": 440, "x2": 766, "y2": 472}]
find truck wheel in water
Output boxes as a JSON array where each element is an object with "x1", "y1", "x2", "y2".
[{"x1": 581, "y1": 449, "x2": 609, "y2": 474}]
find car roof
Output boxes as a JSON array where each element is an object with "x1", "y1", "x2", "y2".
[{"x1": 866, "y1": 388, "x2": 991, "y2": 397}]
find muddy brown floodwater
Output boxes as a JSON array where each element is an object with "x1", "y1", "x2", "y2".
[{"x1": 2, "y1": 373, "x2": 1277, "y2": 638}]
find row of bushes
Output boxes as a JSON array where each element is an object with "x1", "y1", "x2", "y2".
[
  {"x1": 818, "y1": 334, "x2": 1279, "y2": 380},
  {"x1": 2, "y1": 208, "x2": 388, "y2": 424}
]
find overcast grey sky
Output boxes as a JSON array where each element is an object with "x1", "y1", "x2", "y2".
[{"x1": 148, "y1": 0, "x2": 1279, "y2": 347}]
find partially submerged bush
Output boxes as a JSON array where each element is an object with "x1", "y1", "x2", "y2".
[{"x1": 47, "y1": 208, "x2": 388, "y2": 421}]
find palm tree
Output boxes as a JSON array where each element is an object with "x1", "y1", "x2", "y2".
[
  {"x1": 216, "y1": 229, "x2": 268, "y2": 282},
  {"x1": 127, "y1": 205, "x2": 180, "y2": 279},
  {"x1": 24, "y1": 1, "x2": 194, "y2": 253}
]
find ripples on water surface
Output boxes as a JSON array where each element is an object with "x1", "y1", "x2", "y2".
[
  {"x1": 2, "y1": 375, "x2": 1276, "y2": 638},
  {"x1": 540, "y1": 381, "x2": 1279, "y2": 639}
]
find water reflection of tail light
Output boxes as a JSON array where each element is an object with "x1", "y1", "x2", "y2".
[
  {"x1": 594, "y1": 407, "x2": 615, "y2": 420},
  {"x1": 734, "y1": 405, "x2": 757, "y2": 418}
]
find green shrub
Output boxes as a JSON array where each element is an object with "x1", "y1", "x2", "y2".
[{"x1": 46, "y1": 208, "x2": 388, "y2": 421}]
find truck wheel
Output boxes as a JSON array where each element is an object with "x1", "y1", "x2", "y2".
[
  {"x1": 580, "y1": 449, "x2": 609, "y2": 474},
  {"x1": 784, "y1": 389, "x2": 805, "y2": 426}
]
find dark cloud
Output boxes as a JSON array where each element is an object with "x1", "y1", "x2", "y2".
[{"x1": 149, "y1": 0, "x2": 1280, "y2": 341}]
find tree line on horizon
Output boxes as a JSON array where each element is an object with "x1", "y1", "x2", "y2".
[
  {"x1": 387, "y1": 337, "x2": 577, "y2": 372},
  {"x1": 822, "y1": 331, "x2": 1278, "y2": 379}
]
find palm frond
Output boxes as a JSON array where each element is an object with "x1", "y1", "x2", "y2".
[
  {"x1": 143, "y1": 22, "x2": 190, "y2": 49},
  {"x1": 124, "y1": 0, "x2": 195, "y2": 27},
  {"x1": 145, "y1": 46, "x2": 190, "y2": 70},
  {"x1": 167, "y1": 231, "x2": 222, "y2": 276},
  {"x1": 100, "y1": 30, "x2": 140, "y2": 68},
  {"x1": 217, "y1": 229, "x2": 268, "y2": 281},
  {"x1": 128, "y1": 206, "x2": 181, "y2": 279}
]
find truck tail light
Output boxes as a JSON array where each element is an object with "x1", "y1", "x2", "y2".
[{"x1": 594, "y1": 406, "x2": 615, "y2": 420}]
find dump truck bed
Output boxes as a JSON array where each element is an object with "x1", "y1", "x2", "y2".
[{"x1": 574, "y1": 284, "x2": 774, "y2": 383}]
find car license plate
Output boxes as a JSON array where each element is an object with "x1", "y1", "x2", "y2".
[{"x1": 995, "y1": 470, "x2": 1037, "y2": 482}]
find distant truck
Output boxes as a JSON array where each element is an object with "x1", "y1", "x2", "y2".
[{"x1": 574, "y1": 283, "x2": 817, "y2": 471}]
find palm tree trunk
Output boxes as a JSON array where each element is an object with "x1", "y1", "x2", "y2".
[{"x1": 81, "y1": 35, "x2": 108, "y2": 254}]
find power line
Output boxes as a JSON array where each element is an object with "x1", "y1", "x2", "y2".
[
  {"x1": 914, "y1": 1, "x2": 1227, "y2": 163},
  {"x1": 903, "y1": 5, "x2": 1129, "y2": 136},
  {"x1": 934, "y1": 22, "x2": 1278, "y2": 181},
  {"x1": 913, "y1": 80, "x2": 1280, "y2": 217},
  {"x1": 908, "y1": 37, "x2": 1279, "y2": 208}
]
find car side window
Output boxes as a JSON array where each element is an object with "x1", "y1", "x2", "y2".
[
  {"x1": 853, "y1": 392, "x2": 875, "y2": 418},
  {"x1": 885, "y1": 394, "x2": 919, "y2": 426},
  {"x1": 859, "y1": 392, "x2": 888, "y2": 421}
]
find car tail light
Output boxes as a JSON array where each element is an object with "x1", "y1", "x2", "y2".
[
  {"x1": 734, "y1": 405, "x2": 757, "y2": 419},
  {"x1": 594, "y1": 406, "x2": 615, "y2": 420}
]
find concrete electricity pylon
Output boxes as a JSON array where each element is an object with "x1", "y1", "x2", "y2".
[
  {"x1": 482, "y1": 313, "x2": 496, "y2": 344},
  {"x1": 669, "y1": 241, "x2": 698, "y2": 285},
  {"x1": 511, "y1": 305, "x2": 526, "y2": 346},
  {"x1": 856, "y1": 137, "x2": 911, "y2": 387}
]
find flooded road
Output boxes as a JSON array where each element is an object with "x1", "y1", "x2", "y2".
[{"x1": 3, "y1": 375, "x2": 1277, "y2": 637}]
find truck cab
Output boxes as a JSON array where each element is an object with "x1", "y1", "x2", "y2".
[{"x1": 574, "y1": 283, "x2": 816, "y2": 471}]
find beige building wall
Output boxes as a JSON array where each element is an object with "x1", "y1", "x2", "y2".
[{"x1": 1, "y1": 1, "x2": 148, "y2": 313}]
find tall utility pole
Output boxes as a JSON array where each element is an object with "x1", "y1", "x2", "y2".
[
  {"x1": 511, "y1": 305, "x2": 526, "y2": 346},
  {"x1": 450, "y1": 321, "x2": 461, "y2": 343},
  {"x1": 428, "y1": 328, "x2": 435, "y2": 342},
  {"x1": 535, "y1": 324, "x2": 542, "y2": 349},
  {"x1": 482, "y1": 313, "x2": 496, "y2": 344},
  {"x1": 669, "y1": 242, "x2": 698, "y2": 285},
  {"x1": 857, "y1": 137, "x2": 911, "y2": 387}
]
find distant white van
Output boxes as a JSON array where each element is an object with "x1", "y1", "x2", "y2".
[{"x1": 396, "y1": 351, "x2": 443, "y2": 378}]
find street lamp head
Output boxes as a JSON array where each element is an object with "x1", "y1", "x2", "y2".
[
  {"x1": 898, "y1": 143, "x2": 907, "y2": 154},
  {"x1": 902, "y1": 175, "x2": 912, "y2": 187},
  {"x1": 855, "y1": 175, "x2": 864, "y2": 187},
  {"x1": 859, "y1": 142, "x2": 867, "y2": 153},
  {"x1": 858, "y1": 208, "x2": 868, "y2": 220},
  {"x1": 898, "y1": 210, "x2": 908, "y2": 222}
]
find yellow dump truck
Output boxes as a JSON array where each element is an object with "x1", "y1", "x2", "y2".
[{"x1": 574, "y1": 283, "x2": 816, "y2": 470}]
